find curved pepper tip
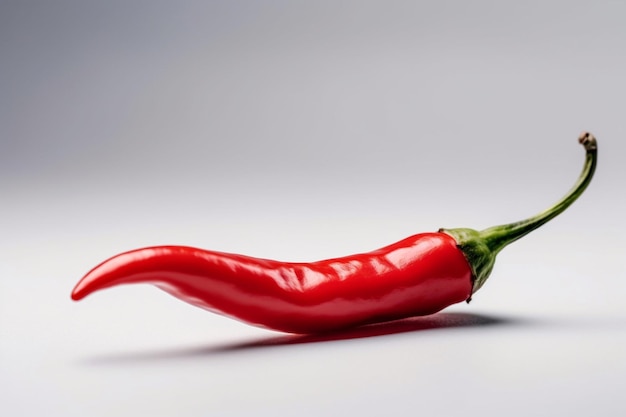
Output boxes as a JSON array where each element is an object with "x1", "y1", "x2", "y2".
[
  {"x1": 70, "y1": 247, "x2": 174, "y2": 302},
  {"x1": 70, "y1": 257, "x2": 118, "y2": 301},
  {"x1": 71, "y1": 261, "x2": 121, "y2": 301},
  {"x1": 70, "y1": 279, "x2": 89, "y2": 301}
]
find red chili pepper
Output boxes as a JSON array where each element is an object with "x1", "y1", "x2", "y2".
[{"x1": 71, "y1": 132, "x2": 597, "y2": 334}]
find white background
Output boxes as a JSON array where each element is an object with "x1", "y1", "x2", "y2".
[{"x1": 1, "y1": 1, "x2": 625, "y2": 416}]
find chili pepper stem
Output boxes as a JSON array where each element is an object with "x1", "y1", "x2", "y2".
[{"x1": 441, "y1": 132, "x2": 597, "y2": 294}]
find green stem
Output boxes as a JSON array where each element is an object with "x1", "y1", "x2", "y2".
[
  {"x1": 442, "y1": 132, "x2": 598, "y2": 295},
  {"x1": 482, "y1": 132, "x2": 597, "y2": 253}
]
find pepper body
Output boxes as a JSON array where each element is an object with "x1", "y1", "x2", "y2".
[{"x1": 72, "y1": 233, "x2": 472, "y2": 333}]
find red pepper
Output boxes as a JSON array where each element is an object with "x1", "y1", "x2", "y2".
[{"x1": 71, "y1": 132, "x2": 597, "y2": 334}]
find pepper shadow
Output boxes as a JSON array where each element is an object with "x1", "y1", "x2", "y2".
[{"x1": 83, "y1": 312, "x2": 525, "y2": 365}]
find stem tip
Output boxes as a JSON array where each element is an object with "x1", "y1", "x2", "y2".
[{"x1": 579, "y1": 131, "x2": 597, "y2": 151}]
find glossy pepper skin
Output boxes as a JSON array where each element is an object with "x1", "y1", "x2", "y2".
[
  {"x1": 71, "y1": 132, "x2": 598, "y2": 334},
  {"x1": 72, "y1": 233, "x2": 471, "y2": 333}
]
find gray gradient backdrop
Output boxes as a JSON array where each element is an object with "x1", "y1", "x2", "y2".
[{"x1": 1, "y1": 1, "x2": 625, "y2": 416}]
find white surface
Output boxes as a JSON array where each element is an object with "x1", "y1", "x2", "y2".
[{"x1": 2, "y1": 2, "x2": 626, "y2": 416}]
